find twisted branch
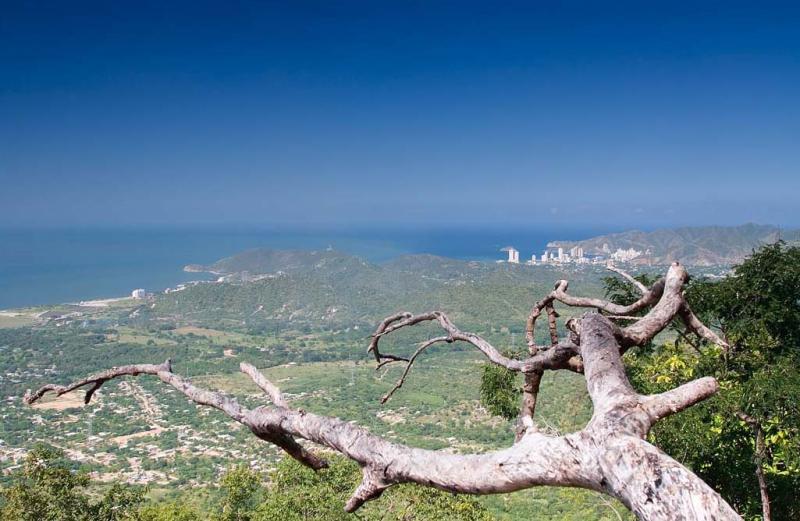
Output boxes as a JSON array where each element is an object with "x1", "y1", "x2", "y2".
[
  {"x1": 368, "y1": 310, "x2": 583, "y2": 386},
  {"x1": 24, "y1": 263, "x2": 740, "y2": 520},
  {"x1": 24, "y1": 311, "x2": 738, "y2": 519}
]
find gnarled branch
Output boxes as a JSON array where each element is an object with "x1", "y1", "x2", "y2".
[
  {"x1": 25, "y1": 265, "x2": 741, "y2": 520},
  {"x1": 601, "y1": 264, "x2": 728, "y2": 350}
]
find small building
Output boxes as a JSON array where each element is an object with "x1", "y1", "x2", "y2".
[
  {"x1": 500, "y1": 246, "x2": 519, "y2": 264},
  {"x1": 131, "y1": 288, "x2": 146, "y2": 299}
]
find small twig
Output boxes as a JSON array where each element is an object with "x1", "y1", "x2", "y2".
[{"x1": 381, "y1": 336, "x2": 451, "y2": 404}]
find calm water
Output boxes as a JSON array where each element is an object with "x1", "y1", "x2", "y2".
[{"x1": 0, "y1": 226, "x2": 610, "y2": 309}]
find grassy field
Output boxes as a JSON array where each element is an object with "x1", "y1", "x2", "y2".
[{"x1": 0, "y1": 311, "x2": 39, "y2": 328}]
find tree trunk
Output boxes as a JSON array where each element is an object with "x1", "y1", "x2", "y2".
[
  {"x1": 737, "y1": 412, "x2": 771, "y2": 521},
  {"x1": 755, "y1": 427, "x2": 772, "y2": 521},
  {"x1": 25, "y1": 263, "x2": 742, "y2": 520}
]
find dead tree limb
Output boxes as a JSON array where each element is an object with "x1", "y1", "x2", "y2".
[
  {"x1": 26, "y1": 263, "x2": 740, "y2": 520},
  {"x1": 603, "y1": 264, "x2": 728, "y2": 349},
  {"x1": 606, "y1": 262, "x2": 649, "y2": 294}
]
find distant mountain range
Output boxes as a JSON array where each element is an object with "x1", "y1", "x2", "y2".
[{"x1": 548, "y1": 224, "x2": 799, "y2": 266}]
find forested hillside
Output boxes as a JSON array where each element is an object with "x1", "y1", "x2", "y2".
[
  {"x1": 2, "y1": 246, "x2": 797, "y2": 520},
  {"x1": 165, "y1": 250, "x2": 608, "y2": 328}
]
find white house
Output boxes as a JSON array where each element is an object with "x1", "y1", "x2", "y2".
[{"x1": 131, "y1": 289, "x2": 146, "y2": 299}]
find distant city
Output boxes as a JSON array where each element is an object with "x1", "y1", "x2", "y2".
[{"x1": 499, "y1": 244, "x2": 648, "y2": 265}]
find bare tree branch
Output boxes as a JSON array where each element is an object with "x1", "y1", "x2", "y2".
[
  {"x1": 603, "y1": 263, "x2": 729, "y2": 350},
  {"x1": 552, "y1": 278, "x2": 666, "y2": 317},
  {"x1": 25, "y1": 264, "x2": 742, "y2": 520},
  {"x1": 643, "y1": 377, "x2": 719, "y2": 421},
  {"x1": 24, "y1": 360, "x2": 173, "y2": 405},
  {"x1": 374, "y1": 263, "x2": 726, "y2": 416},
  {"x1": 517, "y1": 369, "x2": 543, "y2": 440},
  {"x1": 678, "y1": 303, "x2": 729, "y2": 350},
  {"x1": 368, "y1": 310, "x2": 583, "y2": 381},
  {"x1": 606, "y1": 263, "x2": 649, "y2": 294},
  {"x1": 620, "y1": 263, "x2": 690, "y2": 347},
  {"x1": 380, "y1": 335, "x2": 451, "y2": 404},
  {"x1": 240, "y1": 362, "x2": 288, "y2": 407}
]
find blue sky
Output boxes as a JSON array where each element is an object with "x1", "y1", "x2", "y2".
[{"x1": 1, "y1": 1, "x2": 798, "y2": 228}]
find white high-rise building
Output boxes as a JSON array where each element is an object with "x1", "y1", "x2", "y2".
[
  {"x1": 611, "y1": 248, "x2": 642, "y2": 263},
  {"x1": 131, "y1": 288, "x2": 146, "y2": 299},
  {"x1": 501, "y1": 246, "x2": 519, "y2": 264}
]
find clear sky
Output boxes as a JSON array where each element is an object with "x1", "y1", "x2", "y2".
[{"x1": 2, "y1": 1, "x2": 798, "y2": 229}]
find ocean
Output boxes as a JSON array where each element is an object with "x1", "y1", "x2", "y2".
[{"x1": 0, "y1": 225, "x2": 610, "y2": 309}]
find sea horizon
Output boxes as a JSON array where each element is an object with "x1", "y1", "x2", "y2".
[{"x1": 0, "y1": 224, "x2": 614, "y2": 310}]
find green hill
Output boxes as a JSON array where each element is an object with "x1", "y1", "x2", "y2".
[
  {"x1": 549, "y1": 223, "x2": 798, "y2": 265},
  {"x1": 164, "y1": 250, "x2": 606, "y2": 330}
]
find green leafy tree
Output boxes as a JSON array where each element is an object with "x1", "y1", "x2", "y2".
[
  {"x1": 92, "y1": 483, "x2": 147, "y2": 520},
  {"x1": 480, "y1": 362, "x2": 520, "y2": 420},
  {"x1": 137, "y1": 502, "x2": 201, "y2": 521},
  {"x1": 0, "y1": 444, "x2": 91, "y2": 521},
  {"x1": 254, "y1": 456, "x2": 493, "y2": 520},
  {"x1": 614, "y1": 243, "x2": 800, "y2": 521},
  {"x1": 0, "y1": 444, "x2": 144, "y2": 521},
  {"x1": 215, "y1": 465, "x2": 264, "y2": 521}
]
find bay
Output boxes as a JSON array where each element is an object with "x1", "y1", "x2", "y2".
[{"x1": 0, "y1": 225, "x2": 610, "y2": 309}]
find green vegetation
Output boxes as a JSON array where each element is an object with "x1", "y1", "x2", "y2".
[
  {"x1": 480, "y1": 359, "x2": 522, "y2": 421},
  {"x1": 609, "y1": 243, "x2": 800, "y2": 520},
  {"x1": 240, "y1": 457, "x2": 493, "y2": 521},
  {"x1": 0, "y1": 445, "x2": 146, "y2": 520},
  {"x1": 1, "y1": 447, "x2": 491, "y2": 520},
  {"x1": 2, "y1": 245, "x2": 794, "y2": 519},
  {"x1": 157, "y1": 250, "x2": 608, "y2": 330}
]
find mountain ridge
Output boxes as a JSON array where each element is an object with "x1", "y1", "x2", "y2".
[
  {"x1": 184, "y1": 224, "x2": 800, "y2": 276},
  {"x1": 548, "y1": 223, "x2": 799, "y2": 265}
]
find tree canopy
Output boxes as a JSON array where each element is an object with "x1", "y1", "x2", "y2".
[
  {"x1": 0, "y1": 446, "x2": 492, "y2": 520},
  {"x1": 0, "y1": 445, "x2": 145, "y2": 521},
  {"x1": 615, "y1": 243, "x2": 800, "y2": 521}
]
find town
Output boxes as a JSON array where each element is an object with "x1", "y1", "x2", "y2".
[{"x1": 500, "y1": 244, "x2": 648, "y2": 265}]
